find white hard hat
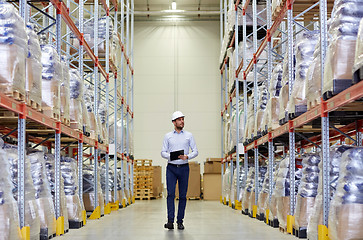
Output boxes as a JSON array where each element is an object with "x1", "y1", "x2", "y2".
[{"x1": 171, "y1": 111, "x2": 185, "y2": 121}]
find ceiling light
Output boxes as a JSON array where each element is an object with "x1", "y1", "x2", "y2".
[
  {"x1": 171, "y1": 1, "x2": 177, "y2": 10},
  {"x1": 162, "y1": 9, "x2": 184, "y2": 13}
]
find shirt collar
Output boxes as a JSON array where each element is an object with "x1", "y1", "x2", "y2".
[{"x1": 174, "y1": 129, "x2": 184, "y2": 134}]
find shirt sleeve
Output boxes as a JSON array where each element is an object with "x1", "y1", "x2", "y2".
[
  {"x1": 161, "y1": 135, "x2": 170, "y2": 160},
  {"x1": 187, "y1": 134, "x2": 198, "y2": 160}
]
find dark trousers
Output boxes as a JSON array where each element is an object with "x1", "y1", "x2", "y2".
[{"x1": 166, "y1": 164, "x2": 189, "y2": 223}]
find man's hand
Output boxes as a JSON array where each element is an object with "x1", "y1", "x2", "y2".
[{"x1": 178, "y1": 155, "x2": 188, "y2": 160}]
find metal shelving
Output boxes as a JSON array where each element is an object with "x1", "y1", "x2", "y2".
[
  {"x1": 220, "y1": 0, "x2": 363, "y2": 237},
  {"x1": 0, "y1": 0, "x2": 134, "y2": 236}
]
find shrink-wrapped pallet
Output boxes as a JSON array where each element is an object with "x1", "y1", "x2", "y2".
[
  {"x1": 116, "y1": 169, "x2": 126, "y2": 204},
  {"x1": 305, "y1": 42, "x2": 322, "y2": 109},
  {"x1": 0, "y1": 140, "x2": 21, "y2": 240},
  {"x1": 323, "y1": 0, "x2": 363, "y2": 96},
  {"x1": 242, "y1": 167, "x2": 255, "y2": 212},
  {"x1": 248, "y1": 166, "x2": 267, "y2": 214},
  {"x1": 244, "y1": 94, "x2": 255, "y2": 141},
  {"x1": 294, "y1": 154, "x2": 320, "y2": 231},
  {"x1": 27, "y1": 150, "x2": 56, "y2": 239},
  {"x1": 41, "y1": 44, "x2": 62, "y2": 118},
  {"x1": 98, "y1": 103, "x2": 108, "y2": 144},
  {"x1": 101, "y1": 163, "x2": 115, "y2": 203},
  {"x1": 60, "y1": 157, "x2": 85, "y2": 223},
  {"x1": 254, "y1": 84, "x2": 268, "y2": 136},
  {"x1": 267, "y1": 64, "x2": 283, "y2": 130},
  {"x1": 222, "y1": 164, "x2": 232, "y2": 202},
  {"x1": 328, "y1": 146, "x2": 363, "y2": 240},
  {"x1": 83, "y1": 164, "x2": 105, "y2": 215},
  {"x1": 84, "y1": 83, "x2": 98, "y2": 139},
  {"x1": 287, "y1": 31, "x2": 319, "y2": 117},
  {"x1": 230, "y1": 164, "x2": 247, "y2": 203},
  {"x1": 230, "y1": 108, "x2": 244, "y2": 150},
  {"x1": 69, "y1": 69, "x2": 83, "y2": 131},
  {"x1": 25, "y1": 23, "x2": 42, "y2": 108},
  {"x1": 353, "y1": 18, "x2": 363, "y2": 81},
  {"x1": 4, "y1": 145, "x2": 40, "y2": 240},
  {"x1": 44, "y1": 153, "x2": 69, "y2": 231},
  {"x1": 266, "y1": 159, "x2": 281, "y2": 223},
  {"x1": 307, "y1": 146, "x2": 353, "y2": 240},
  {"x1": 258, "y1": 164, "x2": 275, "y2": 219},
  {"x1": 60, "y1": 56, "x2": 70, "y2": 123},
  {"x1": 278, "y1": 52, "x2": 295, "y2": 123},
  {"x1": 0, "y1": 2, "x2": 27, "y2": 99}
]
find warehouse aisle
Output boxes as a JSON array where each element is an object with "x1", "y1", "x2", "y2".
[{"x1": 62, "y1": 199, "x2": 295, "y2": 240}]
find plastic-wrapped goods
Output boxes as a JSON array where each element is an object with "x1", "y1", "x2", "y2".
[
  {"x1": 248, "y1": 166, "x2": 267, "y2": 214},
  {"x1": 60, "y1": 56, "x2": 70, "y2": 122},
  {"x1": 242, "y1": 167, "x2": 255, "y2": 212},
  {"x1": 98, "y1": 103, "x2": 108, "y2": 144},
  {"x1": 0, "y1": 2, "x2": 27, "y2": 98},
  {"x1": 236, "y1": 165, "x2": 247, "y2": 202},
  {"x1": 116, "y1": 169, "x2": 126, "y2": 204},
  {"x1": 266, "y1": 159, "x2": 282, "y2": 223},
  {"x1": 27, "y1": 151, "x2": 56, "y2": 239},
  {"x1": 25, "y1": 23, "x2": 42, "y2": 108},
  {"x1": 100, "y1": 164, "x2": 115, "y2": 203},
  {"x1": 0, "y1": 143, "x2": 21, "y2": 240},
  {"x1": 69, "y1": 69, "x2": 83, "y2": 130},
  {"x1": 258, "y1": 166, "x2": 274, "y2": 219},
  {"x1": 230, "y1": 108, "x2": 244, "y2": 150},
  {"x1": 328, "y1": 147, "x2": 363, "y2": 240},
  {"x1": 224, "y1": 114, "x2": 231, "y2": 154},
  {"x1": 307, "y1": 146, "x2": 353, "y2": 240},
  {"x1": 254, "y1": 84, "x2": 268, "y2": 136},
  {"x1": 294, "y1": 154, "x2": 320, "y2": 231},
  {"x1": 44, "y1": 153, "x2": 69, "y2": 232},
  {"x1": 4, "y1": 144, "x2": 40, "y2": 240},
  {"x1": 60, "y1": 157, "x2": 85, "y2": 223},
  {"x1": 353, "y1": 18, "x2": 363, "y2": 80},
  {"x1": 82, "y1": 164, "x2": 105, "y2": 215},
  {"x1": 278, "y1": 52, "x2": 295, "y2": 122},
  {"x1": 244, "y1": 94, "x2": 255, "y2": 141},
  {"x1": 305, "y1": 42, "x2": 322, "y2": 109},
  {"x1": 287, "y1": 31, "x2": 319, "y2": 117},
  {"x1": 266, "y1": 64, "x2": 283, "y2": 130},
  {"x1": 222, "y1": 164, "x2": 231, "y2": 202},
  {"x1": 323, "y1": 0, "x2": 363, "y2": 96},
  {"x1": 84, "y1": 83, "x2": 98, "y2": 139},
  {"x1": 41, "y1": 44, "x2": 62, "y2": 117}
]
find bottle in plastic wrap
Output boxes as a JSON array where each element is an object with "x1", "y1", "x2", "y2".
[
  {"x1": 60, "y1": 157, "x2": 85, "y2": 224},
  {"x1": 294, "y1": 153, "x2": 320, "y2": 232},
  {"x1": 60, "y1": 56, "x2": 70, "y2": 123},
  {"x1": 44, "y1": 153, "x2": 69, "y2": 232},
  {"x1": 69, "y1": 69, "x2": 84, "y2": 131},
  {"x1": 27, "y1": 150, "x2": 56, "y2": 239},
  {"x1": 4, "y1": 144, "x2": 40, "y2": 240},
  {"x1": 328, "y1": 146, "x2": 363, "y2": 240},
  {"x1": 0, "y1": 2, "x2": 27, "y2": 98},
  {"x1": 0, "y1": 140, "x2": 21, "y2": 240},
  {"x1": 41, "y1": 44, "x2": 62, "y2": 118},
  {"x1": 25, "y1": 23, "x2": 42, "y2": 108}
]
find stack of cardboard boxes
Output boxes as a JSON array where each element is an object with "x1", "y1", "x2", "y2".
[
  {"x1": 176, "y1": 162, "x2": 201, "y2": 199},
  {"x1": 203, "y1": 158, "x2": 221, "y2": 200}
]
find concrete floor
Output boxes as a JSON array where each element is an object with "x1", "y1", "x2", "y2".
[{"x1": 61, "y1": 199, "x2": 296, "y2": 240}]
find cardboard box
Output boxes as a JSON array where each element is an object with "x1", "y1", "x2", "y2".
[
  {"x1": 176, "y1": 162, "x2": 201, "y2": 198},
  {"x1": 204, "y1": 161, "x2": 221, "y2": 174},
  {"x1": 294, "y1": 196, "x2": 316, "y2": 229},
  {"x1": 203, "y1": 173, "x2": 221, "y2": 200},
  {"x1": 152, "y1": 166, "x2": 162, "y2": 198}
]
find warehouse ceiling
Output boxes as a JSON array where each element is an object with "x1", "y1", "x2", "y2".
[{"x1": 133, "y1": 0, "x2": 221, "y2": 21}]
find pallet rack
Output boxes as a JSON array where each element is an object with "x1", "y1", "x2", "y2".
[
  {"x1": 220, "y1": 0, "x2": 363, "y2": 237},
  {"x1": 0, "y1": 0, "x2": 134, "y2": 237}
]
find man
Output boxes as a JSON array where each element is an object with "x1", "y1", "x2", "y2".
[{"x1": 161, "y1": 111, "x2": 198, "y2": 230}]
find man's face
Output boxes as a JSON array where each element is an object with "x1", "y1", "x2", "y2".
[{"x1": 173, "y1": 117, "x2": 185, "y2": 130}]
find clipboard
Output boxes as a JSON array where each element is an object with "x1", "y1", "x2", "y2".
[{"x1": 170, "y1": 150, "x2": 184, "y2": 161}]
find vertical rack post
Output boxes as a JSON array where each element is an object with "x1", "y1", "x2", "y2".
[
  {"x1": 287, "y1": 0, "x2": 295, "y2": 233},
  {"x1": 130, "y1": 0, "x2": 135, "y2": 202},
  {"x1": 242, "y1": 0, "x2": 248, "y2": 189},
  {"x1": 120, "y1": 0, "x2": 125, "y2": 206},
  {"x1": 252, "y1": 0, "x2": 259, "y2": 217},
  {"x1": 220, "y1": 0, "x2": 224, "y2": 203},
  {"x1": 320, "y1": 0, "x2": 329, "y2": 236},
  {"x1": 113, "y1": 6, "x2": 119, "y2": 205},
  {"x1": 78, "y1": 134, "x2": 84, "y2": 221}
]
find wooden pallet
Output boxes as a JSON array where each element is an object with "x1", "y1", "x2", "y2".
[
  {"x1": 307, "y1": 98, "x2": 320, "y2": 110},
  {"x1": 0, "y1": 110, "x2": 16, "y2": 117},
  {"x1": 61, "y1": 116, "x2": 70, "y2": 126},
  {"x1": 26, "y1": 98, "x2": 42, "y2": 112},
  {"x1": 0, "y1": 88, "x2": 26, "y2": 102},
  {"x1": 70, "y1": 121, "x2": 82, "y2": 132},
  {"x1": 43, "y1": 107, "x2": 60, "y2": 121},
  {"x1": 134, "y1": 189, "x2": 153, "y2": 200},
  {"x1": 279, "y1": 225, "x2": 288, "y2": 234},
  {"x1": 134, "y1": 159, "x2": 152, "y2": 166}
]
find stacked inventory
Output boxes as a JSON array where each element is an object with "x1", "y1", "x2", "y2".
[{"x1": 133, "y1": 159, "x2": 153, "y2": 200}]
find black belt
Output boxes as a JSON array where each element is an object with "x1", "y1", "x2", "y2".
[{"x1": 168, "y1": 163, "x2": 189, "y2": 168}]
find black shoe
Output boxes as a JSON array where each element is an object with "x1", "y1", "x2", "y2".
[
  {"x1": 164, "y1": 222, "x2": 174, "y2": 230},
  {"x1": 177, "y1": 223, "x2": 185, "y2": 230}
]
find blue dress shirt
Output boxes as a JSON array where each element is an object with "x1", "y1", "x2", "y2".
[{"x1": 161, "y1": 130, "x2": 198, "y2": 164}]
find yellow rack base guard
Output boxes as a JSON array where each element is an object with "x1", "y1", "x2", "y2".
[
  {"x1": 265, "y1": 209, "x2": 270, "y2": 224},
  {"x1": 122, "y1": 199, "x2": 126, "y2": 208},
  {"x1": 228, "y1": 199, "x2": 232, "y2": 207},
  {"x1": 56, "y1": 216, "x2": 65, "y2": 236},
  {"x1": 104, "y1": 203, "x2": 111, "y2": 215},
  {"x1": 220, "y1": 196, "x2": 223, "y2": 203},
  {"x1": 235, "y1": 200, "x2": 242, "y2": 210},
  {"x1": 252, "y1": 205, "x2": 257, "y2": 218},
  {"x1": 287, "y1": 215, "x2": 295, "y2": 234},
  {"x1": 110, "y1": 201, "x2": 119, "y2": 211},
  {"x1": 89, "y1": 206, "x2": 101, "y2": 220},
  {"x1": 318, "y1": 225, "x2": 329, "y2": 240},
  {"x1": 82, "y1": 210, "x2": 87, "y2": 226},
  {"x1": 128, "y1": 197, "x2": 131, "y2": 205},
  {"x1": 20, "y1": 226, "x2": 30, "y2": 240},
  {"x1": 223, "y1": 197, "x2": 226, "y2": 205},
  {"x1": 132, "y1": 196, "x2": 135, "y2": 204}
]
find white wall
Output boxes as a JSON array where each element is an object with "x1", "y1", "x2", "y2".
[{"x1": 134, "y1": 20, "x2": 221, "y2": 185}]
